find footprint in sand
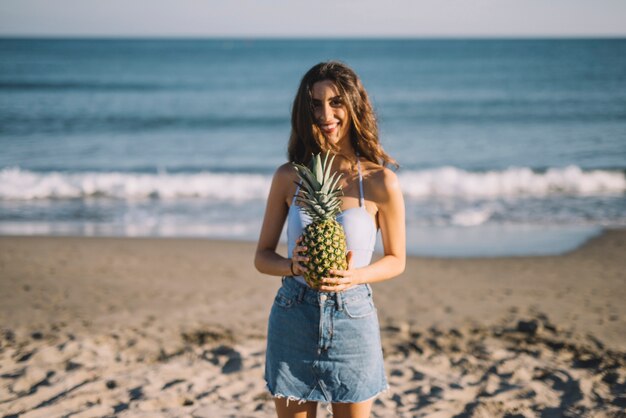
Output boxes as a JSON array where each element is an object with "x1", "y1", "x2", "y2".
[{"x1": 202, "y1": 345, "x2": 243, "y2": 374}]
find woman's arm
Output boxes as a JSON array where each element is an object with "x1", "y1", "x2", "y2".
[
  {"x1": 254, "y1": 164, "x2": 298, "y2": 277},
  {"x1": 319, "y1": 167, "x2": 406, "y2": 290}
]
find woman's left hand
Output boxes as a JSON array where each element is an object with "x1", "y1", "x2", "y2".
[{"x1": 319, "y1": 251, "x2": 362, "y2": 292}]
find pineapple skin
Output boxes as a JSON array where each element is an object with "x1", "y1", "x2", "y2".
[{"x1": 300, "y1": 219, "x2": 348, "y2": 289}]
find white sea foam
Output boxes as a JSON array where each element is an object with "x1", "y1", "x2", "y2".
[
  {"x1": 0, "y1": 220, "x2": 259, "y2": 238},
  {"x1": 399, "y1": 165, "x2": 626, "y2": 199},
  {"x1": 0, "y1": 167, "x2": 270, "y2": 200},
  {"x1": 0, "y1": 165, "x2": 624, "y2": 201},
  {"x1": 451, "y1": 208, "x2": 494, "y2": 226}
]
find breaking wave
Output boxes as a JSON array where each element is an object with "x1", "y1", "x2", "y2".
[
  {"x1": 399, "y1": 166, "x2": 625, "y2": 199},
  {"x1": 0, "y1": 165, "x2": 624, "y2": 201}
]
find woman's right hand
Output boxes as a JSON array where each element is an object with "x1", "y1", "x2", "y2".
[{"x1": 290, "y1": 236, "x2": 309, "y2": 276}]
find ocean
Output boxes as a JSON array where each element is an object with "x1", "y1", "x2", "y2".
[{"x1": 1, "y1": 38, "x2": 625, "y2": 256}]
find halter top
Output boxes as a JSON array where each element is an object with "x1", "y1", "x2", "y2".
[{"x1": 287, "y1": 157, "x2": 377, "y2": 287}]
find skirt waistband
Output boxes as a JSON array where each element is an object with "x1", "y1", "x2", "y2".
[{"x1": 281, "y1": 276, "x2": 373, "y2": 307}]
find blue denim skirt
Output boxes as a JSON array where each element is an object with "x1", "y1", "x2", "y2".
[{"x1": 265, "y1": 276, "x2": 388, "y2": 404}]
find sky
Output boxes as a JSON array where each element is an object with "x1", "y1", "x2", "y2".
[{"x1": 1, "y1": 0, "x2": 625, "y2": 38}]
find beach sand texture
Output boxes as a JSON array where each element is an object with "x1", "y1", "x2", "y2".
[{"x1": 1, "y1": 231, "x2": 625, "y2": 417}]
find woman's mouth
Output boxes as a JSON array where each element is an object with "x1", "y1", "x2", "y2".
[{"x1": 320, "y1": 122, "x2": 339, "y2": 134}]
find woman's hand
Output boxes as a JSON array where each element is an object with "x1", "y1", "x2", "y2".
[
  {"x1": 290, "y1": 236, "x2": 309, "y2": 276},
  {"x1": 319, "y1": 251, "x2": 361, "y2": 292}
]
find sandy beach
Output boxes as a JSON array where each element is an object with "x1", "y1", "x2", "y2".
[{"x1": 1, "y1": 230, "x2": 625, "y2": 417}]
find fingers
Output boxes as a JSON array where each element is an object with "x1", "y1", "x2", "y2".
[
  {"x1": 320, "y1": 277, "x2": 344, "y2": 285},
  {"x1": 291, "y1": 246, "x2": 308, "y2": 260},
  {"x1": 293, "y1": 245, "x2": 308, "y2": 256},
  {"x1": 291, "y1": 258, "x2": 308, "y2": 275},
  {"x1": 318, "y1": 275, "x2": 352, "y2": 292},
  {"x1": 292, "y1": 237, "x2": 307, "y2": 257},
  {"x1": 318, "y1": 282, "x2": 351, "y2": 292},
  {"x1": 290, "y1": 257, "x2": 307, "y2": 276},
  {"x1": 291, "y1": 250, "x2": 308, "y2": 272},
  {"x1": 290, "y1": 236, "x2": 310, "y2": 276},
  {"x1": 290, "y1": 238, "x2": 308, "y2": 276},
  {"x1": 317, "y1": 261, "x2": 360, "y2": 291}
]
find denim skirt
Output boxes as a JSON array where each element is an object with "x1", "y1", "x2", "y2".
[{"x1": 265, "y1": 276, "x2": 388, "y2": 404}]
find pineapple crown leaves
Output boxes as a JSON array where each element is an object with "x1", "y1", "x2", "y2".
[{"x1": 293, "y1": 153, "x2": 344, "y2": 220}]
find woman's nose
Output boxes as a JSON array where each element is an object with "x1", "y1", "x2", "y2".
[{"x1": 319, "y1": 103, "x2": 333, "y2": 122}]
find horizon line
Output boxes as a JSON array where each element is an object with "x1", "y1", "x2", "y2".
[{"x1": 1, "y1": 34, "x2": 626, "y2": 41}]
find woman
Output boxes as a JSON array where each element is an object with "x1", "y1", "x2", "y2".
[{"x1": 255, "y1": 61, "x2": 405, "y2": 418}]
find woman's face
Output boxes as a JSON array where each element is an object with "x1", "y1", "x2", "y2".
[{"x1": 311, "y1": 80, "x2": 351, "y2": 146}]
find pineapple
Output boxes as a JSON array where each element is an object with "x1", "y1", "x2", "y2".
[{"x1": 293, "y1": 153, "x2": 348, "y2": 289}]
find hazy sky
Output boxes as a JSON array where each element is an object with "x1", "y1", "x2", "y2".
[{"x1": 1, "y1": 0, "x2": 625, "y2": 37}]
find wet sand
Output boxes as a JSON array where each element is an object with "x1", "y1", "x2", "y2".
[{"x1": 1, "y1": 230, "x2": 625, "y2": 417}]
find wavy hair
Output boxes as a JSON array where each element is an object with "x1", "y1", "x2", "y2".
[{"x1": 287, "y1": 61, "x2": 397, "y2": 169}]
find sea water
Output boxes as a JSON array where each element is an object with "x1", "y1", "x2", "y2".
[{"x1": 1, "y1": 39, "x2": 625, "y2": 256}]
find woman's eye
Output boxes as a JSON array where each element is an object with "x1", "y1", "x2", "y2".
[{"x1": 330, "y1": 99, "x2": 343, "y2": 107}]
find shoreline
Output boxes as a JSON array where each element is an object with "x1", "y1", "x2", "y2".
[
  {"x1": 1, "y1": 229, "x2": 625, "y2": 416},
  {"x1": 0, "y1": 222, "x2": 617, "y2": 259}
]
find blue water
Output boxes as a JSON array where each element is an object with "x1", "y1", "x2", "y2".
[{"x1": 1, "y1": 38, "x2": 625, "y2": 256}]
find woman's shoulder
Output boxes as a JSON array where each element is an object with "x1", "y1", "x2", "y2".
[
  {"x1": 271, "y1": 162, "x2": 299, "y2": 189},
  {"x1": 362, "y1": 163, "x2": 401, "y2": 202},
  {"x1": 361, "y1": 161, "x2": 399, "y2": 185},
  {"x1": 274, "y1": 162, "x2": 298, "y2": 179}
]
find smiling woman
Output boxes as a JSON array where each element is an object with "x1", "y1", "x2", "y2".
[
  {"x1": 254, "y1": 61, "x2": 406, "y2": 418},
  {"x1": 287, "y1": 62, "x2": 396, "y2": 172},
  {"x1": 311, "y1": 81, "x2": 349, "y2": 141}
]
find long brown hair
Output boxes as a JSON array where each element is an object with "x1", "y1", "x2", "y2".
[{"x1": 287, "y1": 61, "x2": 398, "y2": 169}]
